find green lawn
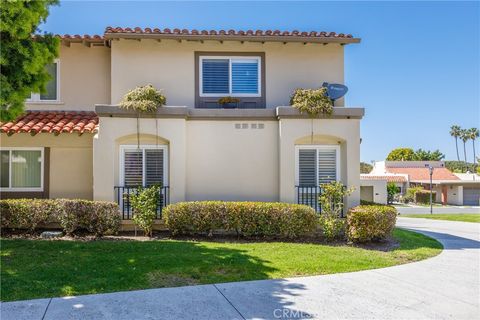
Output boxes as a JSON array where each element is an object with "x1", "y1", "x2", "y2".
[
  {"x1": 0, "y1": 228, "x2": 442, "y2": 301},
  {"x1": 402, "y1": 214, "x2": 480, "y2": 223}
]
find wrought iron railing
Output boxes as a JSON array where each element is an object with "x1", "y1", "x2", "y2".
[
  {"x1": 114, "y1": 186, "x2": 169, "y2": 220},
  {"x1": 295, "y1": 185, "x2": 321, "y2": 213}
]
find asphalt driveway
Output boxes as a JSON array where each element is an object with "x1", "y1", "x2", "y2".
[{"x1": 2, "y1": 217, "x2": 479, "y2": 320}]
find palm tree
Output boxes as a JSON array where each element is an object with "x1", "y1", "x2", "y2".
[
  {"x1": 450, "y1": 125, "x2": 462, "y2": 161},
  {"x1": 460, "y1": 129, "x2": 470, "y2": 163},
  {"x1": 468, "y1": 128, "x2": 479, "y2": 161}
]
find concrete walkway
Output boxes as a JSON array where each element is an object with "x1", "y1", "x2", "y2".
[{"x1": 2, "y1": 217, "x2": 479, "y2": 320}]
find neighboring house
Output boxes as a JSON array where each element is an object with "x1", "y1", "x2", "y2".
[
  {"x1": 360, "y1": 174, "x2": 408, "y2": 204},
  {"x1": 0, "y1": 27, "x2": 364, "y2": 220},
  {"x1": 362, "y1": 161, "x2": 480, "y2": 206}
]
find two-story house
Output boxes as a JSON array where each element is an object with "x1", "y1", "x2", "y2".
[{"x1": 1, "y1": 27, "x2": 364, "y2": 219}]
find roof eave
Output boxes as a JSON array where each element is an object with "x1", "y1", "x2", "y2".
[{"x1": 104, "y1": 33, "x2": 361, "y2": 44}]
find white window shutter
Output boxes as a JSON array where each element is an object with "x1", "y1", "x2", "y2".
[
  {"x1": 318, "y1": 149, "x2": 337, "y2": 184},
  {"x1": 298, "y1": 149, "x2": 317, "y2": 186},
  {"x1": 124, "y1": 150, "x2": 143, "y2": 186},
  {"x1": 145, "y1": 149, "x2": 164, "y2": 186}
]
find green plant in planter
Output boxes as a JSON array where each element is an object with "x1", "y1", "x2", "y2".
[
  {"x1": 119, "y1": 84, "x2": 166, "y2": 113},
  {"x1": 129, "y1": 185, "x2": 160, "y2": 237},
  {"x1": 318, "y1": 181, "x2": 354, "y2": 241},
  {"x1": 218, "y1": 96, "x2": 240, "y2": 107},
  {"x1": 290, "y1": 87, "x2": 333, "y2": 116}
]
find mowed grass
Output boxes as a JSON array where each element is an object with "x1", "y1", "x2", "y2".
[
  {"x1": 0, "y1": 228, "x2": 442, "y2": 301},
  {"x1": 403, "y1": 214, "x2": 480, "y2": 223}
]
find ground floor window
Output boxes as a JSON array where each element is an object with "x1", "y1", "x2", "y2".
[
  {"x1": 295, "y1": 145, "x2": 340, "y2": 211},
  {"x1": 0, "y1": 148, "x2": 44, "y2": 191},
  {"x1": 119, "y1": 145, "x2": 168, "y2": 187}
]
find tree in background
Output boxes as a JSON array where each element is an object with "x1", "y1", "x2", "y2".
[
  {"x1": 468, "y1": 128, "x2": 479, "y2": 162},
  {"x1": 0, "y1": 0, "x2": 59, "y2": 121},
  {"x1": 386, "y1": 182, "x2": 398, "y2": 204},
  {"x1": 386, "y1": 148, "x2": 416, "y2": 161},
  {"x1": 413, "y1": 149, "x2": 445, "y2": 161},
  {"x1": 450, "y1": 125, "x2": 462, "y2": 161},
  {"x1": 460, "y1": 129, "x2": 470, "y2": 163},
  {"x1": 444, "y1": 161, "x2": 476, "y2": 173},
  {"x1": 360, "y1": 162, "x2": 373, "y2": 174}
]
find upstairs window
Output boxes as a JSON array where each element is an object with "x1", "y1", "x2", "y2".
[
  {"x1": 28, "y1": 60, "x2": 59, "y2": 102},
  {"x1": 200, "y1": 56, "x2": 260, "y2": 97}
]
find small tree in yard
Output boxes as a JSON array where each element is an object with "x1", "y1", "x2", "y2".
[
  {"x1": 387, "y1": 182, "x2": 398, "y2": 204},
  {"x1": 129, "y1": 186, "x2": 160, "y2": 237},
  {"x1": 1, "y1": 0, "x2": 60, "y2": 121},
  {"x1": 318, "y1": 182, "x2": 354, "y2": 241}
]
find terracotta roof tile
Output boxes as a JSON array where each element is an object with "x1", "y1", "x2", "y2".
[
  {"x1": 0, "y1": 111, "x2": 99, "y2": 136},
  {"x1": 104, "y1": 26, "x2": 355, "y2": 39},
  {"x1": 386, "y1": 167, "x2": 460, "y2": 182}
]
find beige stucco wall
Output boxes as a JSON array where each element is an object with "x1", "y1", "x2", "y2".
[
  {"x1": 278, "y1": 119, "x2": 361, "y2": 208},
  {"x1": 93, "y1": 116, "x2": 361, "y2": 208},
  {"x1": 110, "y1": 39, "x2": 344, "y2": 108},
  {"x1": 0, "y1": 133, "x2": 94, "y2": 199},
  {"x1": 26, "y1": 44, "x2": 111, "y2": 112},
  {"x1": 432, "y1": 184, "x2": 463, "y2": 205},
  {"x1": 360, "y1": 179, "x2": 387, "y2": 204},
  {"x1": 186, "y1": 120, "x2": 279, "y2": 201}
]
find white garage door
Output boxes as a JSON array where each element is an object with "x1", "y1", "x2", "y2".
[{"x1": 463, "y1": 188, "x2": 480, "y2": 206}]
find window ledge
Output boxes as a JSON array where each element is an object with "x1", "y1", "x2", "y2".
[{"x1": 26, "y1": 101, "x2": 65, "y2": 105}]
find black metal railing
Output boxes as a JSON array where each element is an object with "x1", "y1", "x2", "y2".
[
  {"x1": 295, "y1": 185, "x2": 322, "y2": 213},
  {"x1": 114, "y1": 186, "x2": 170, "y2": 220}
]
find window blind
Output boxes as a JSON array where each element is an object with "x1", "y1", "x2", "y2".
[
  {"x1": 298, "y1": 149, "x2": 317, "y2": 186},
  {"x1": 318, "y1": 149, "x2": 337, "y2": 183},
  {"x1": 202, "y1": 59, "x2": 229, "y2": 94},
  {"x1": 232, "y1": 60, "x2": 258, "y2": 94},
  {"x1": 123, "y1": 150, "x2": 143, "y2": 186},
  {"x1": 145, "y1": 149, "x2": 163, "y2": 186}
]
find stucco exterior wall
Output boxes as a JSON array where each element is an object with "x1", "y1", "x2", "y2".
[
  {"x1": 186, "y1": 120, "x2": 279, "y2": 201},
  {"x1": 110, "y1": 39, "x2": 344, "y2": 108},
  {"x1": 0, "y1": 133, "x2": 94, "y2": 199},
  {"x1": 360, "y1": 179, "x2": 388, "y2": 204},
  {"x1": 26, "y1": 44, "x2": 111, "y2": 112},
  {"x1": 93, "y1": 114, "x2": 361, "y2": 208}
]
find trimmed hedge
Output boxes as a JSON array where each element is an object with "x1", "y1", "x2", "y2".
[
  {"x1": 1, "y1": 199, "x2": 121, "y2": 236},
  {"x1": 347, "y1": 205, "x2": 397, "y2": 243},
  {"x1": 415, "y1": 190, "x2": 436, "y2": 204},
  {"x1": 163, "y1": 201, "x2": 317, "y2": 239}
]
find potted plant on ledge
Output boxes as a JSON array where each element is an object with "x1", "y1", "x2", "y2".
[{"x1": 218, "y1": 96, "x2": 240, "y2": 109}]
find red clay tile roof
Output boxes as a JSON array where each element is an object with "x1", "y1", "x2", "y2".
[
  {"x1": 361, "y1": 175, "x2": 407, "y2": 183},
  {"x1": 0, "y1": 111, "x2": 99, "y2": 136},
  {"x1": 387, "y1": 167, "x2": 460, "y2": 182},
  {"x1": 104, "y1": 27, "x2": 360, "y2": 44}
]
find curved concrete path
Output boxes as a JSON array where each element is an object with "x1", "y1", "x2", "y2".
[{"x1": 2, "y1": 217, "x2": 479, "y2": 320}]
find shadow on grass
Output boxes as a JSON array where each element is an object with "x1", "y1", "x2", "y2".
[{"x1": 0, "y1": 239, "x2": 278, "y2": 302}]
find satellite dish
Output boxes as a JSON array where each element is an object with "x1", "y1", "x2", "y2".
[{"x1": 322, "y1": 82, "x2": 348, "y2": 101}]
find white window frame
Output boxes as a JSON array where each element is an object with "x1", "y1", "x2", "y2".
[
  {"x1": 199, "y1": 56, "x2": 261, "y2": 97},
  {"x1": 0, "y1": 147, "x2": 44, "y2": 192},
  {"x1": 27, "y1": 59, "x2": 60, "y2": 103},
  {"x1": 294, "y1": 145, "x2": 341, "y2": 186},
  {"x1": 119, "y1": 145, "x2": 169, "y2": 187}
]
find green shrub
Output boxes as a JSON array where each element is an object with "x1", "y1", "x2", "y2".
[
  {"x1": 0, "y1": 199, "x2": 120, "y2": 236},
  {"x1": 163, "y1": 201, "x2": 317, "y2": 239},
  {"x1": 0, "y1": 199, "x2": 62, "y2": 232},
  {"x1": 119, "y1": 84, "x2": 166, "y2": 113},
  {"x1": 414, "y1": 190, "x2": 436, "y2": 204},
  {"x1": 290, "y1": 87, "x2": 333, "y2": 116},
  {"x1": 318, "y1": 182, "x2": 354, "y2": 240},
  {"x1": 403, "y1": 187, "x2": 423, "y2": 203},
  {"x1": 130, "y1": 186, "x2": 160, "y2": 237},
  {"x1": 347, "y1": 205, "x2": 397, "y2": 243},
  {"x1": 387, "y1": 182, "x2": 399, "y2": 204}
]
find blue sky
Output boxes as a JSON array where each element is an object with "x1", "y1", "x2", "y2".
[{"x1": 40, "y1": 1, "x2": 479, "y2": 162}]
